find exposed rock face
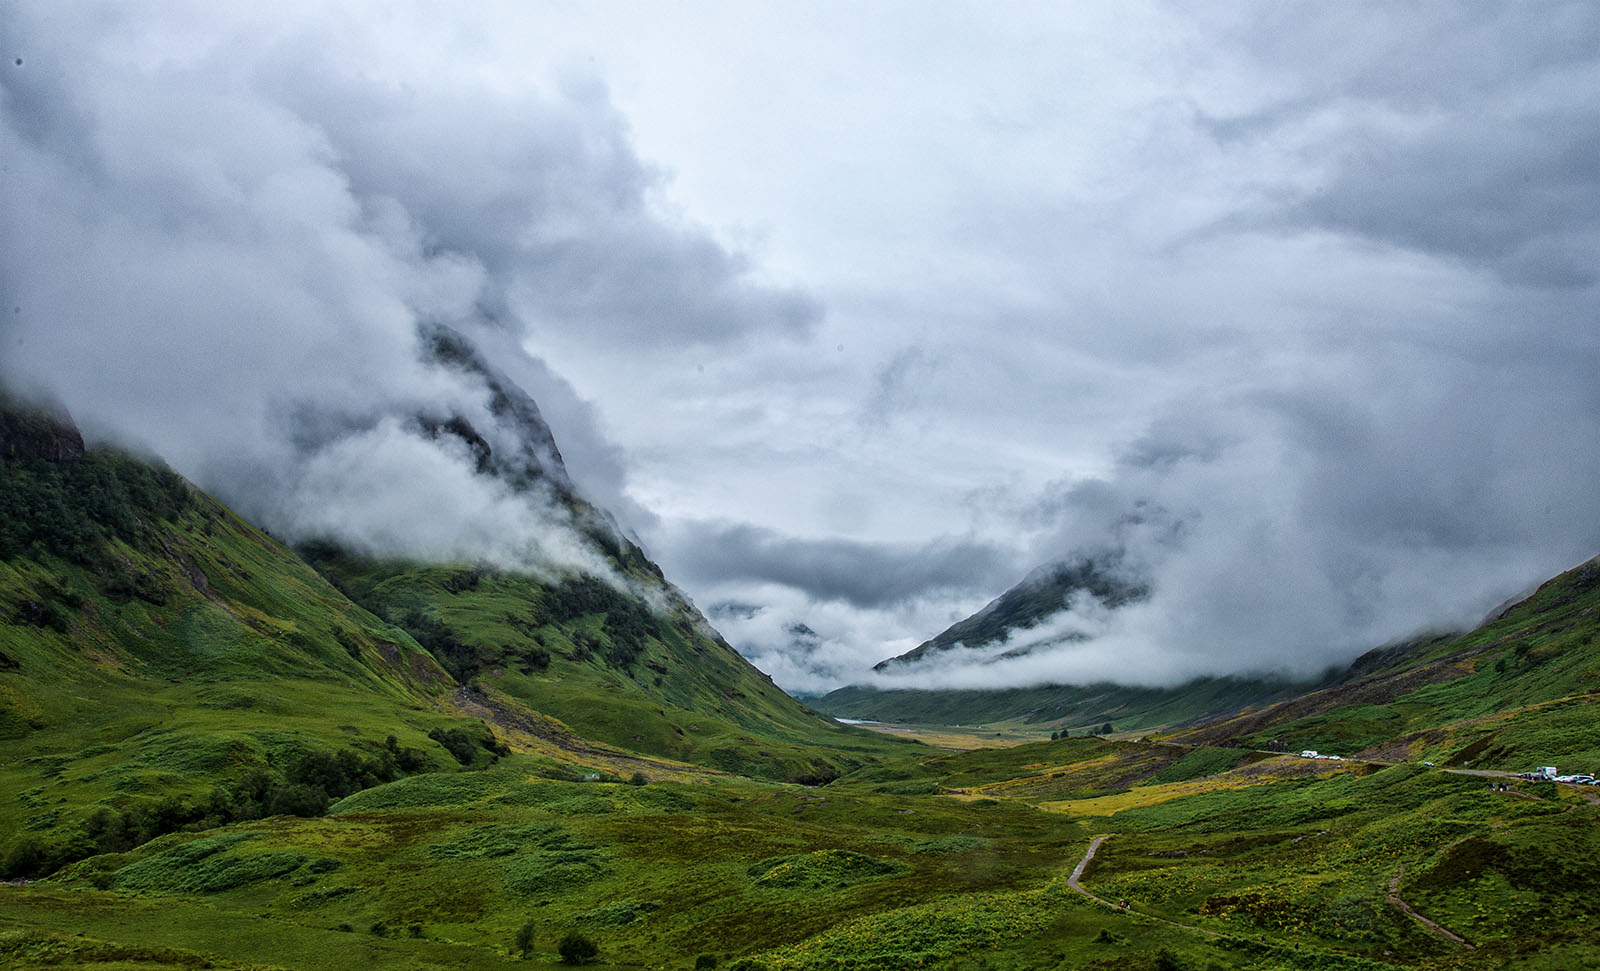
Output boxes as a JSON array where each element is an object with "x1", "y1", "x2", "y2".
[
  {"x1": 416, "y1": 322, "x2": 573, "y2": 495},
  {"x1": 411, "y1": 322, "x2": 658, "y2": 578},
  {"x1": 0, "y1": 389, "x2": 85, "y2": 464}
]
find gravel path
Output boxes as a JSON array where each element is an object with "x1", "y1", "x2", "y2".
[
  {"x1": 1386, "y1": 865, "x2": 1473, "y2": 950},
  {"x1": 1064, "y1": 834, "x2": 1221, "y2": 939}
]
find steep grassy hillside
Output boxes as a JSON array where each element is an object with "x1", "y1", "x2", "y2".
[
  {"x1": 0, "y1": 402, "x2": 476, "y2": 878},
  {"x1": 1163, "y1": 555, "x2": 1600, "y2": 772},
  {"x1": 299, "y1": 325, "x2": 912, "y2": 782},
  {"x1": 302, "y1": 551, "x2": 909, "y2": 784},
  {"x1": 0, "y1": 394, "x2": 902, "y2": 886}
]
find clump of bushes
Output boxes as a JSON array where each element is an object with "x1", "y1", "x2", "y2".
[
  {"x1": 1, "y1": 736, "x2": 427, "y2": 880},
  {"x1": 0, "y1": 441, "x2": 191, "y2": 565},
  {"x1": 427, "y1": 823, "x2": 563, "y2": 860},
  {"x1": 428, "y1": 723, "x2": 509, "y2": 766},
  {"x1": 398, "y1": 609, "x2": 476, "y2": 682},
  {"x1": 573, "y1": 899, "x2": 660, "y2": 928},
  {"x1": 501, "y1": 847, "x2": 607, "y2": 895},
  {"x1": 557, "y1": 931, "x2": 598, "y2": 965},
  {"x1": 746, "y1": 850, "x2": 908, "y2": 890},
  {"x1": 112, "y1": 837, "x2": 306, "y2": 894},
  {"x1": 542, "y1": 575, "x2": 659, "y2": 668}
]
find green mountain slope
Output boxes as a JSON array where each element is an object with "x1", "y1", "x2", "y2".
[
  {"x1": 0, "y1": 391, "x2": 903, "y2": 882},
  {"x1": 1, "y1": 395, "x2": 475, "y2": 877},
  {"x1": 1163, "y1": 554, "x2": 1600, "y2": 771},
  {"x1": 301, "y1": 549, "x2": 902, "y2": 783}
]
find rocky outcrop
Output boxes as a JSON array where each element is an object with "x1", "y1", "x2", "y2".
[{"x1": 0, "y1": 389, "x2": 85, "y2": 464}]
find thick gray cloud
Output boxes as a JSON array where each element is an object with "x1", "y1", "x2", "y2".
[
  {"x1": 0, "y1": 4, "x2": 811, "y2": 577},
  {"x1": 661, "y1": 521, "x2": 1017, "y2": 610},
  {"x1": 1187, "y1": 4, "x2": 1600, "y2": 287}
]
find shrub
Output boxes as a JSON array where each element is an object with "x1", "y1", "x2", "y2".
[
  {"x1": 502, "y1": 850, "x2": 606, "y2": 895},
  {"x1": 557, "y1": 931, "x2": 598, "y2": 965},
  {"x1": 746, "y1": 850, "x2": 908, "y2": 890},
  {"x1": 514, "y1": 918, "x2": 537, "y2": 958},
  {"x1": 268, "y1": 783, "x2": 329, "y2": 818},
  {"x1": 1152, "y1": 948, "x2": 1187, "y2": 971},
  {"x1": 397, "y1": 609, "x2": 477, "y2": 681},
  {"x1": 427, "y1": 823, "x2": 562, "y2": 860}
]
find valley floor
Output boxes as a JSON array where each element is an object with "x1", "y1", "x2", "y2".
[{"x1": 5, "y1": 734, "x2": 1598, "y2": 971}]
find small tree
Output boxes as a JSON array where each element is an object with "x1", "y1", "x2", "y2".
[
  {"x1": 514, "y1": 919, "x2": 537, "y2": 958},
  {"x1": 558, "y1": 931, "x2": 598, "y2": 965}
]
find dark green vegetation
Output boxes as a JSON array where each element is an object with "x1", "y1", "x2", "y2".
[
  {"x1": 4, "y1": 393, "x2": 1599, "y2": 969},
  {"x1": 300, "y1": 549, "x2": 889, "y2": 785},
  {"x1": 818, "y1": 675, "x2": 1307, "y2": 737}
]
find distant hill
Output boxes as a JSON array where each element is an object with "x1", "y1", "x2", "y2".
[
  {"x1": 874, "y1": 554, "x2": 1147, "y2": 671},
  {"x1": 817, "y1": 675, "x2": 1309, "y2": 736},
  {"x1": 824, "y1": 552, "x2": 1254, "y2": 732}
]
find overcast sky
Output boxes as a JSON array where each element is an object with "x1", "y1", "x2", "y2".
[{"x1": 4, "y1": 2, "x2": 1598, "y2": 694}]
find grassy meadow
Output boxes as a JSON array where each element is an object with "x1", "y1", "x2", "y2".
[{"x1": 9, "y1": 734, "x2": 1599, "y2": 970}]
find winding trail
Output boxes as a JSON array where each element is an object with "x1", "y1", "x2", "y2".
[
  {"x1": 1064, "y1": 834, "x2": 1221, "y2": 939},
  {"x1": 1387, "y1": 865, "x2": 1473, "y2": 950},
  {"x1": 1066, "y1": 835, "x2": 1109, "y2": 895}
]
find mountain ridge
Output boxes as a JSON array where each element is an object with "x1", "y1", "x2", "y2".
[
  {"x1": 0, "y1": 380, "x2": 905, "y2": 880},
  {"x1": 874, "y1": 553, "x2": 1148, "y2": 671}
]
